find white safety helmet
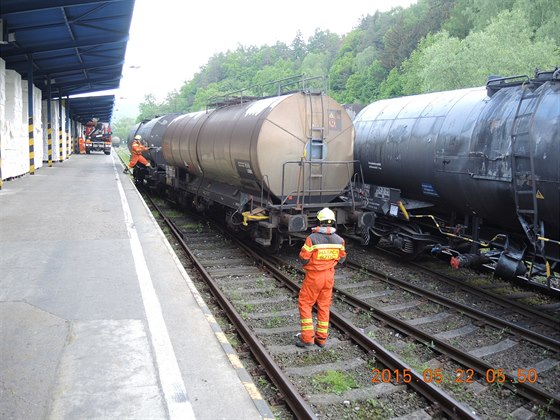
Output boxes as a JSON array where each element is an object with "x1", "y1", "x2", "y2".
[
  {"x1": 317, "y1": 207, "x2": 335, "y2": 224},
  {"x1": 134, "y1": 134, "x2": 142, "y2": 140}
]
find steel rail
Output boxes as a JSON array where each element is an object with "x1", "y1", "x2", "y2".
[
  {"x1": 342, "y1": 260, "x2": 560, "y2": 353},
  {"x1": 377, "y1": 248, "x2": 560, "y2": 329},
  {"x1": 341, "y1": 264, "x2": 560, "y2": 415},
  {"x1": 146, "y1": 196, "x2": 318, "y2": 420},
  {"x1": 268, "y1": 255, "x2": 560, "y2": 415},
  {"x1": 238, "y1": 245, "x2": 479, "y2": 419},
  {"x1": 172, "y1": 212, "x2": 481, "y2": 418}
]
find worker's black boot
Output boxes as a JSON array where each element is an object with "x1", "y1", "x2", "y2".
[{"x1": 295, "y1": 333, "x2": 313, "y2": 348}]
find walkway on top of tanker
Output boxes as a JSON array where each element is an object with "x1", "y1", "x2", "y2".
[{"x1": 206, "y1": 74, "x2": 327, "y2": 109}]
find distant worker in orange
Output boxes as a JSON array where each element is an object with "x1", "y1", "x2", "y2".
[
  {"x1": 124, "y1": 134, "x2": 149, "y2": 173},
  {"x1": 78, "y1": 136, "x2": 86, "y2": 154},
  {"x1": 296, "y1": 207, "x2": 346, "y2": 348}
]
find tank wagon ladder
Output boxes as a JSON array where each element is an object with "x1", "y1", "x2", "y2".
[
  {"x1": 302, "y1": 90, "x2": 326, "y2": 204},
  {"x1": 509, "y1": 81, "x2": 548, "y2": 276}
]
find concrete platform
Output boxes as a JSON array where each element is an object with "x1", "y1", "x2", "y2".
[{"x1": 0, "y1": 153, "x2": 273, "y2": 419}]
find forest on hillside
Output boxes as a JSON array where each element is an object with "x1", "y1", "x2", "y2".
[{"x1": 113, "y1": 0, "x2": 559, "y2": 136}]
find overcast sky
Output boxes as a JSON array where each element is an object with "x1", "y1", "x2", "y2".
[{"x1": 114, "y1": 0, "x2": 417, "y2": 118}]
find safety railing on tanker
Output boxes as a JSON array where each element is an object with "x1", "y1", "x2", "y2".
[
  {"x1": 274, "y1": 159, "x2": 359, "y2": 213},
  {"x1": 258, "y1": 75, "x2": 327, "y2": 97},
  {"x1": 205, "y1": 75, "x2": 329, "y2": 110}
]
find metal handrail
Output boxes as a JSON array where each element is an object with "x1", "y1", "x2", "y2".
[{"x1": 278, "y1": 159, "x2": 358, "y2": 212}]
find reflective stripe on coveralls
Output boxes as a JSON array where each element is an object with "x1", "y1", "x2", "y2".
[
  {"x1": 298, "y1": 226, "x2": 346, "y2": 344},
  {"x1": 300, "y1": 318, "x2": 314, "y2": 332}
]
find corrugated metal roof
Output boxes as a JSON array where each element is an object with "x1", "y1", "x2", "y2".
[
  {"x1": 0, "y1": 0, "x2": 135, "y2": 122},
  {"x1": 68, "y1": 94, "x2": 115, "y2": 122}
]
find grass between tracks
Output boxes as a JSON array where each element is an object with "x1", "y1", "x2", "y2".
[{"x1": 116, "y1": 147, "x2": 130, "y2": 166}]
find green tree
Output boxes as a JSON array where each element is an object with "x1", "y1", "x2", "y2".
[
  {"x1": 405, "y1": 9, "x2": 559, "y2": 93},
  {"x1": 291, "y1": 30, "x2": 307, "y2": 65},
  {"x1": 357, "y1": 9, "x2": 402, "y2": 52},
  {"x1": 137, "y1": 93, "x2": 165, "y2": 122},
  {"x1": 378, "y1": 67, "x2": 406, "y2": 99},
  {"x1": 353, "y1": 46, "x2": 377, "y2": 71},
  {"x1": 111, "y1": 116, "x2": 136, "y2": 142},
  {"x1": 329, "y1": 31, "x2": 361, "y2": 100},
  {"x1": 300, "y1": 52, "x2": 329, "y2": 78},
  {"x1": 380, "y1": 0, "x2": 454, "y2": 70},
  {"x1": 346, "y1": 60, "x2": 387, "y2": 103},
  {"x1": 306, "y1": 29, "x2": 341, "y2": 68},
  {"x1": 404, "y1": 31, "x2": 463, "y2": 92},
  {"x1": 442, "y1": 0, "x2": 476, "y2": 38},
  {"x1": 516, "y1": 0, "x2": 560, "y2": 44},
  {"x1": 198, "y1": 53, "x2": 227, "y2": 86},
  {"x1": 468, "y1": 0, "x2": 515, "y2": 31},
  {"x1": 191, "y1": 82, "x2": 224, "y2": 111},
  {"x1": 135, "y1": 0, "x2": 560, "y2": 121},
  {"x1": 329, "y1": 51, "x2": 354, "y2": 101},
  {"x1": 159, "y1": 90, "x2": 187, "y2": 114},
  {"x1": 253, "y1": 60, "x2": 296, "y2": 95}
]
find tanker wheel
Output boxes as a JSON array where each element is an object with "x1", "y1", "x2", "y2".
[
  {"x1": 155, "y1": 183, "x2": 166, "y2": 197},
  {"x1": 176, "y1": 193, "x2": 192, "y2": 210},
  {"x1": 401, "y1": 223, "x2": 425, "y2": 261},
  {"x1": 361, "y1": 227, "x2": 380, "y2": 247},
  {"x1": 261, "y1": 231, "x2": 283, "y2": 255},
  {"x1": 368, "y1": 235, "x2": 381, "y2": 248},
  {"x1": 269, "y1": 232, "x2": 283, "y2": 254}
]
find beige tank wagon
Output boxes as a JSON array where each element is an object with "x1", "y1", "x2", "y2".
[
  {"x1": 131, "y1": 83, "x2": 372, "y2": 248},
  {"x1": 162, "y1": 91, "x2": 355, "y2": 204}
]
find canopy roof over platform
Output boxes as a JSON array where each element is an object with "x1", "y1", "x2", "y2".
[{"x1": 1, "y1": 0, "x2": 135, "y2": 121}]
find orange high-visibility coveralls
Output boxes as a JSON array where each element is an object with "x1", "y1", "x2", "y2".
[
  {"x1": 298, "y1": 226, "x2": 346, "y2": 345},
  {"x1": 78, "y1": 137, "x2": 85, "y2": 154},
  {"x1": 128, "y1": 140, "x2": 149, "y2": 169}
]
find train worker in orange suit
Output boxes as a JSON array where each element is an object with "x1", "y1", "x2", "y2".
[
  {"x1": 124, "y1": 134, "x2": 149, "y2": 173},
  {"x1": 296, "y1": 207, "x2": 346, "y2": 348},
  {"x1": 78, "y1": 137, "x2": 85, "y2": 154}
]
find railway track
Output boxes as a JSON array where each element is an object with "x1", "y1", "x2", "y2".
[
  {"x1": 368, "y1": 244, "x2": 560, "y2": 311},
  {"x1": 144, "y1": 194, "x2": 559, "y2": 419},
  {"x1": 145, "y1": 196, "x2": 472, "y2": 418},
  {"x1": 273, "y1": 250, "x2": 560, "y2": 416}
]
